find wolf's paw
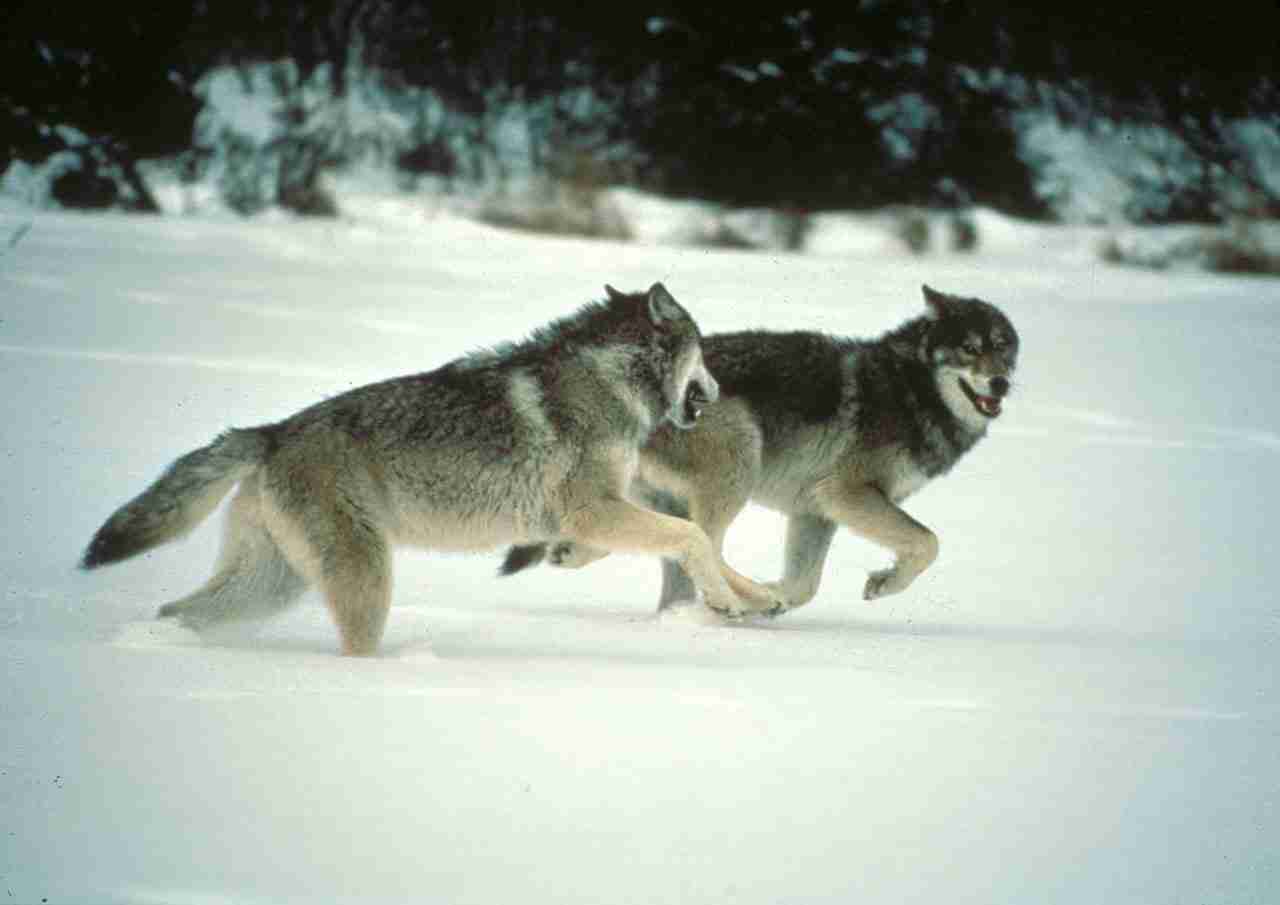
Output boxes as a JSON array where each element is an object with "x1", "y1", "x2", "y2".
[
  {"x1": 548, "y1": 542, "x2": 576, "y2": 566},
  {"x1": 759, "y1": 584, "x2": 789, "y2": 615},
  {"x1": 863, "y1": 568, "x2": 902, "y2": 601},
  {"x1": 700, "y1": 593, "x2": 751, "y2": 622},
  {"x1": 704, "y1": 603, "x2": 748, "y2": 622},
  {"x1": 705, "y1": 594, "x2": 787, "y2": 622},
  {"x1": 548, "y1": 541, "x2": 607, "y2": 570},
  {"x1": 723, "y1": 573, "x2": 789, "y2": 617},
  {"x1": 756, "y1": 582, "x2": 793, "y2": 618},
  {"x1": 741, "y1": 593, "x2": 789, "y2": 620}
]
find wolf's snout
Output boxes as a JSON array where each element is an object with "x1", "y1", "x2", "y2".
[{"x1": 989, "y1": 376, "x2": 1011, "y2": 397}]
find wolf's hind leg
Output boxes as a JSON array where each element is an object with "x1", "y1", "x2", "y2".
[
  {"x1": 157, "y1": 484, "x2": 308, "y2": 631},
  {"x1": 281, "y1": 500, "x2": 392, "y2": 657},
  {"x1": 258, "y1": 452, "x2": 396, "y2": 656},
  {"x1": 317, "y1": 532, "x2": 392, "y2": 657}
]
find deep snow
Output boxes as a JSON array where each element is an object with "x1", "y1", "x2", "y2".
[{"x1": 1, "y1": 202, "x2": 1276, "y2": 905}]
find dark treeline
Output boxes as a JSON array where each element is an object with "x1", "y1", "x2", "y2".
[{"x1": 4, "y1": 1, "x2": 1278, "y2": 218}]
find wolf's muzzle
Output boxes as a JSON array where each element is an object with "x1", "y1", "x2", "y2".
[{"x1": 959, "y1": 374, "x2": 1010, "y2": 419}]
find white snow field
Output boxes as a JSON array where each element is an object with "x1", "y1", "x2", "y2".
[{"x1": 1, "y1": 204, "x2": 1277, "y2": 905}]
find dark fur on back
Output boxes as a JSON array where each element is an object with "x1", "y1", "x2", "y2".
[
  {"x1": 703, "y1": 332, "x2": 845, "y2": 434},
  {"x1": 699, "y1": 323, "x2": 963, "y2": 473}
]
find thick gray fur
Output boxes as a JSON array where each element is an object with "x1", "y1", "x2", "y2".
[
  {"x1": 502, "y1": 284, "x2": 1020, "y2": 613},
  {"x1": 82, "y1": 283, "x2": 784, "y2": 655}
]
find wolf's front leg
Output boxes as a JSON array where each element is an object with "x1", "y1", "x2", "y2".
[
  {"x1": 815, "y1": 483, "x2": 938, "y2": 601},
  {"x1": 717, "y1": 562, "x2": 787, "y2": 615},
  {"x1": 561, "y1": 499, "x2": 775, "y2": 617},
  {"x1": 762, "y1": 513, "x2": 839, "y2": 613}
]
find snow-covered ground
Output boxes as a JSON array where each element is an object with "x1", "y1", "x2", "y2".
[{"x1": 1, "y1": 202, "x2": 1277, "y2": 905}]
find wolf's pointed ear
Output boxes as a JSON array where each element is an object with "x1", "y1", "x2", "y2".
[
  {"x1": 646, "y1": 282, "x2": 684, "y2": 326},
  {"x1": 922, "y1": 284, "x2": 952, "y2": 319},
  {"x1": 605, "y1": 284, "x2": 626, "y2": 302}
]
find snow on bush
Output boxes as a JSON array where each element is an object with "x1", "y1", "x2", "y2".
[
  {"x1": 1020, "y1": 111, "x2": 1280, "y2": 226},
  {"x1": 1224, "y1": 118, "x2": 1280, "y2": 203},
  {"x1": 1101, "y1": 221, "x2": 1280, "y2": 275},
  {"x1": 1, "y1": 154, "x2": 79, "y2": 208},
  {"x1": 169, "y1": 61, "x2": 635, "y2": 228},
  {"x1": 1020, "y1": 115, "x2": 1202, "y2": 224},
  {"x1": 0, "y1": 125, "x2": 150, "y2": 211},
  {"x1": 183, "y1": 61, "x2": 422, "y2": 216}
]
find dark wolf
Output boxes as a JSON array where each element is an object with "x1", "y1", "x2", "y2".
[{"x1": 502, "y1": 285, "x2": 1019, "y2": 614}]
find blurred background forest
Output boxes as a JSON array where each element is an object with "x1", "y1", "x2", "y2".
[{"x1": 4, "y1": 1, "x2": 1279, "y2": 256}]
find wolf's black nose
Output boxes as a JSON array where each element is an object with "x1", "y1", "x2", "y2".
[{"x1": 989, "y1": 376, "x2": 1010, "y2": 397}]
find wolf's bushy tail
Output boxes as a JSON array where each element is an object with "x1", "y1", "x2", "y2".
[{"x1": 81, "y1": 428, "x2": 272, "y2": 569}]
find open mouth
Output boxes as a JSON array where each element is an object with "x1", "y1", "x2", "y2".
[
  {"x1": 959, "y1": 378, "x2": 1002, "y2": 418},
  {"x1": 673, "y1": 384, "x2": 710, "y2": 428},
  {"x1": 681, "y1": 392, "x2": 705, "y2": 425}
]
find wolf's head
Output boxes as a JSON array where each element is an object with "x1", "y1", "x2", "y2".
[
  {"x1": 605, "y1": 283, "x2": 718, "y2": 430},
  {"x1": 920, "y1": 285, "x2": 1019, "y2": 428}
]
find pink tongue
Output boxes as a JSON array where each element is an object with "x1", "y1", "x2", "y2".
[{"x1": 979, "y1": 396, "x2": 1000, "y2": 415}]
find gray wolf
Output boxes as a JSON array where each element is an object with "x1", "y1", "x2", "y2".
[
  {"x1": 501, "y1": 285, "x2": 1019, "y2": 614},
  {"x1": 81, "y1": 283, "x2": 782, "y2": 655}
]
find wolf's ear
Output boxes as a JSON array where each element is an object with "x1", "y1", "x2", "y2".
[
  {"x1": 604, "y1": 284, "x2": 626, "y2": 302},
  {"x1": 922, "y1": 284, "x2": 953, "y2": 319},
  {"x1": 646, "y1": 282, "x2": 684, "y2": 326}
]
